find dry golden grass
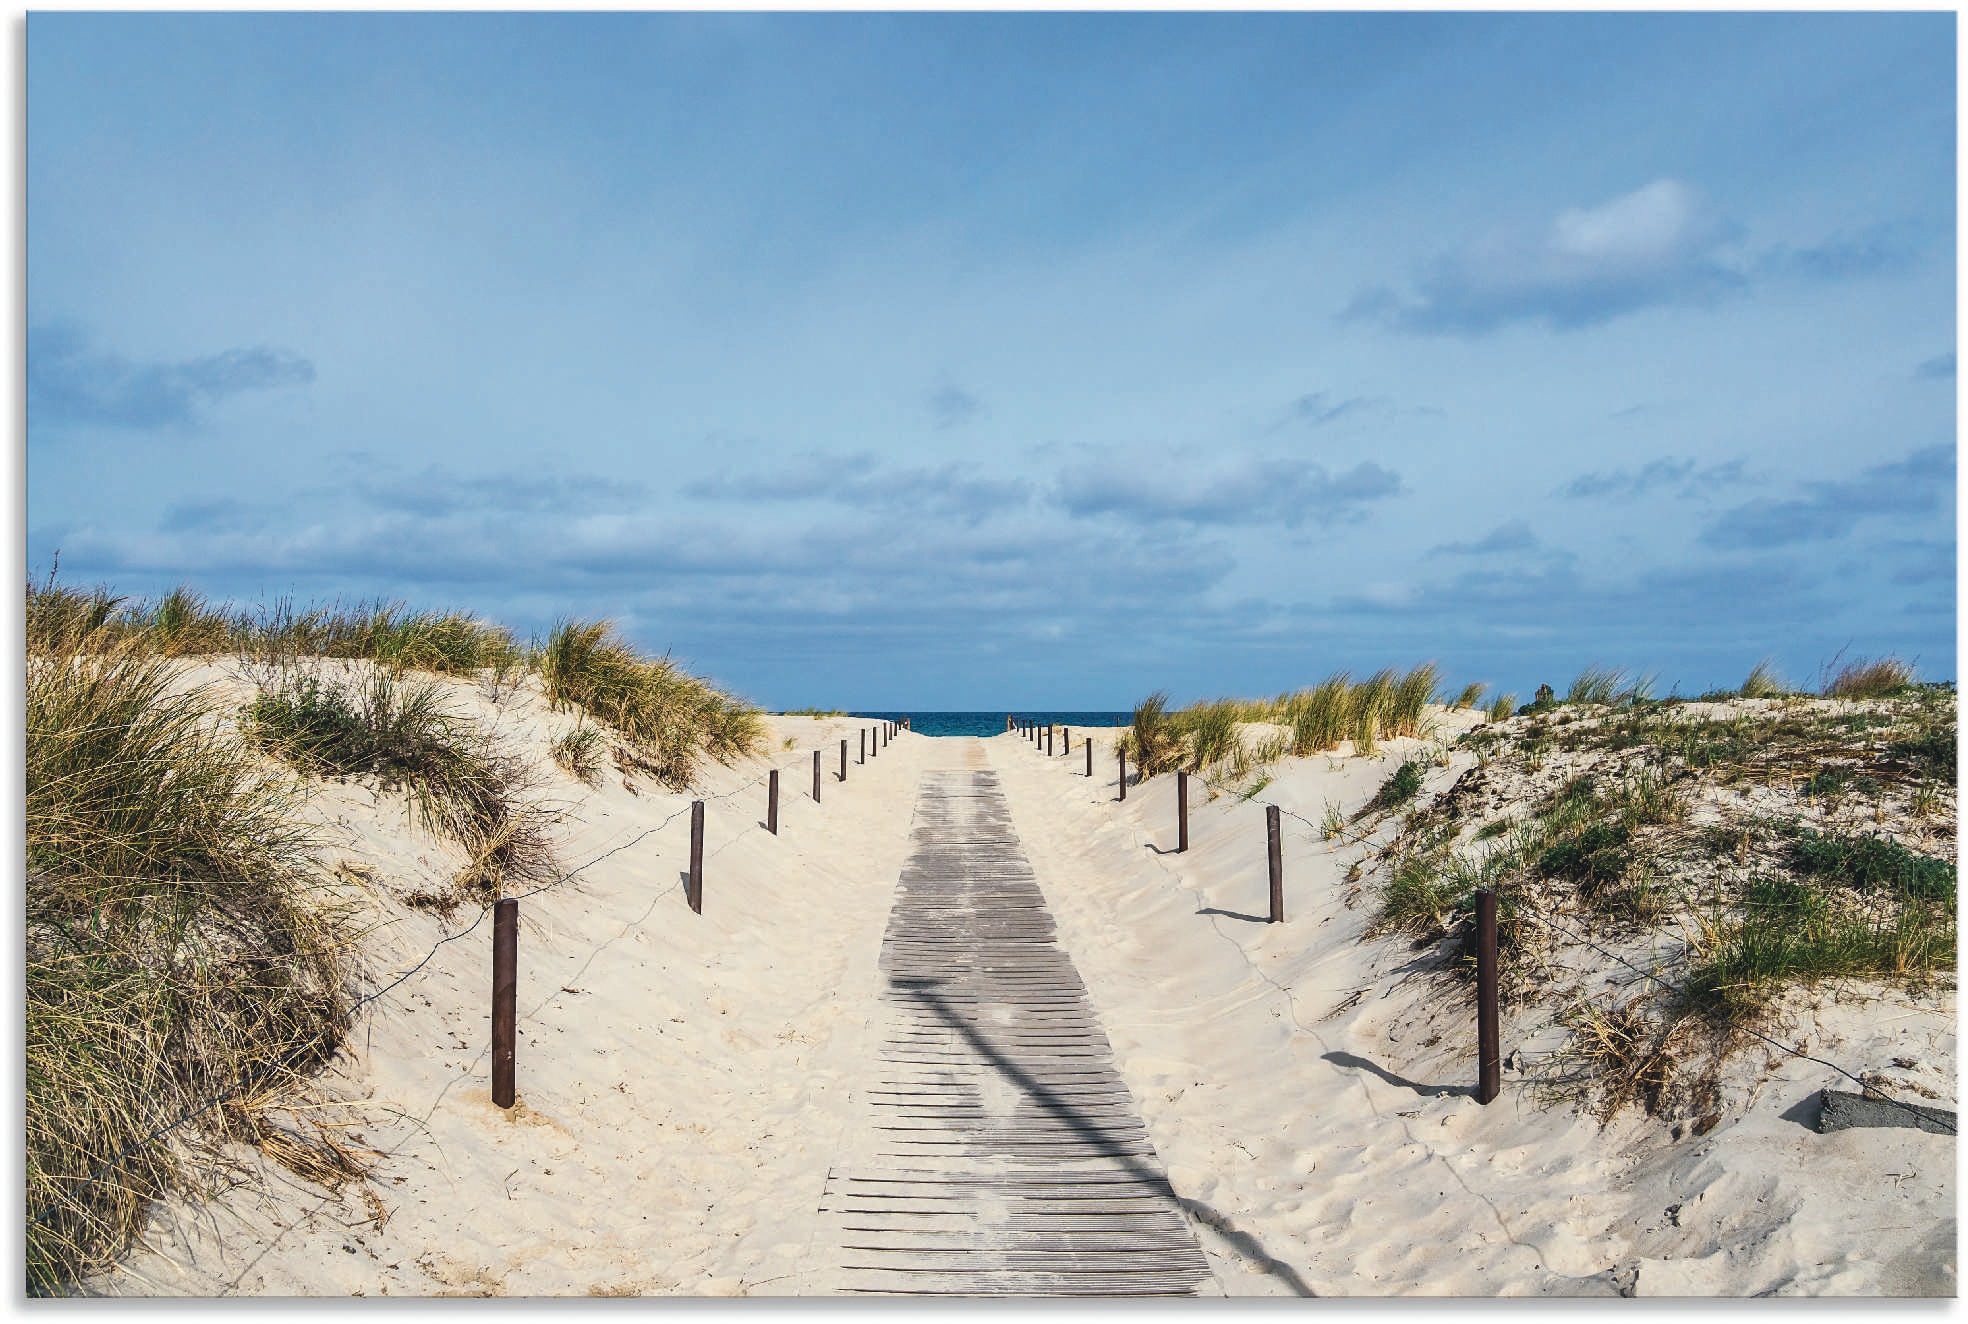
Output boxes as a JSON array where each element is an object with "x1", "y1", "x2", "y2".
[{"x1": 27, "y1": 636, "x2": 355, "y2": 1293}]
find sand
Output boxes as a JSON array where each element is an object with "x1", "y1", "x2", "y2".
[{"x1": 87, "y1": 689, "x2": 1954, "y2": 1297}]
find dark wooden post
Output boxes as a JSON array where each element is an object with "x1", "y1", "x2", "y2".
[
  {"x1": 1047, "y1": 725, "x2": 1054, "y2": 755},
  {"x1": 812, "y1": 749, "x2": 821, "y2": 802},
  {"x1": 491, "y1": 897, "x2": 517, "y2": 1109},
  {"x1": 688, "y1": 800, "x2": 705, "y2": 914},
  {"x1": 1477, "y1": 888, "x2": 1500, "y2": 1104},
  {"x1": 840, "y1": 738, "x2": 848, "y2": 781},
  {"x1": 1177, "y1": 770, "x2": 1189, "y2": 852},
  {"x1": 1118, "y1": 745, "x2": 1127, "y2": 801},
  {"x1": 767, "y1": 769, "x2": 779, "y2": 835},
  {"x1": 860, "y1": 729, "x2": 866, "y2": 764},
  {"x1": 1063, "y1": 727, "x2": 1071, "y2": 754},
  {"x1": 1086, "y1": 737, "x2": 1093, "y2": 777},
  {"x1": 1267, "y1": 804, "x2": 1284, "y2": 923}
]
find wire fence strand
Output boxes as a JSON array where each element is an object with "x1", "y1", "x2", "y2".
[{"x1": 29, "y1": 739, "x2": 856, "y2": 1230}]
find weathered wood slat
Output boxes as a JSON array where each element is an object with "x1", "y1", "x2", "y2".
[{"x1": 811, "y1": 766, "x2": 1215, "y2": 1297}]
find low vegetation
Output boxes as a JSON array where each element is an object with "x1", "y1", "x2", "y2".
[
  {"x1": 539, "y1": 619, "x2": 763, "y2": 789},
  {"x1": 1353, "y1": 656, "x2": 1955, "y2": 1125},
  {"x1": 29, "y1": 571, "x2": 766, "y2": 791},
  {"x1": 551, "y1": 722, "x2": 606, "y2": 787},
  {"x1": 240, "y1": 667, "x2": 556, "y2": 901},
  {"x1": 27, "y1": 637, "x2": 355, "y2": 1292}
]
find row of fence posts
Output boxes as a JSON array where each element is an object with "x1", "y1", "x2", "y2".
[
  {"x1": 1004, "y1": 716, "x2": 1096, "y2": 779},
  {"x1": 1006, "y1": 712, "x2": 1501, "y2": 1106},
  {"x1": 490, "y1": 717, "x2": 907, "y2": 1109}
]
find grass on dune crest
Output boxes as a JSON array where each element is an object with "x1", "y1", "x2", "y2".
[
  {"x1": 1823, "y1": 655, "x2": 1917, "y2": 700},
  {"x1": 1122, "y1": 663, "x2": 1443, "y2": 781},
  {"x1": 27, "y1": 574, "x2": 524, "y2": 679},
  {"x1": 30, "y1": 572, "x2": 767, "y2": 793},
  {"x1": 27, "y1": 638, "x2": 356, "y2": 1293},
  {"x1": 540, "y1": 619, "x2": 764, "y2": 789}
]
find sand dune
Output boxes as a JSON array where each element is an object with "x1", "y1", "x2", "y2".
[{"x1": 90, "y1": 686, "x2": 1953, "y2": 1297}]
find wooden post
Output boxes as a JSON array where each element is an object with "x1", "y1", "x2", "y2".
[
  {"x1": 860, "y1": 729, "x2": 866, "y2": 764},
  {"x1": 1047, "y1": 724, "x2": 1054, "y2": 755},
  {"x1": 1267, "y1": 804, "x2": 1284, "y2": 923},
  {"x1": 840, "y1": 738, "x2": 847, "y2": 781},
  {"x1": 491, "y1": 897, "x2": 517, "y2": 1109},
  {"x1": 812, "y1": 749, "x2": 821, "y2": 802},
  {"x1": 688, "y1": 800, "x2": 705, "y2": 914},
  {"x1": 767, "y1": 769, "x2": 779, "y2": 835},
  {"x1": 1063, "y1": 727, "x2": 1071, "y2": 754},
  {"x1": 1477, "y1": 888, "x2": 1500, "y2": 1104},
  {"x1": 1177, "y1": 770, "x2": 1189, "y2": 852},
  {"x1": 1118, "y1": 745, "x2": 1127, "y2": 801},
  {"x1": 1086, "y1": 737, "x2": 1093, "y2": 777}
]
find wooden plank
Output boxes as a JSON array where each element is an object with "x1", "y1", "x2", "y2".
[{"x1": 810, "y1": 766, "x2": 1216, "y2": 1297}]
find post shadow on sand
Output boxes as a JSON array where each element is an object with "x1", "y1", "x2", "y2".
[
  {"x1": 1194, "y1": 904, "x2": 1272, "y2": 924},
  {"x1": 888, "y1": 974, "x2": 1317, "y2": 1298},
  {"x1": 1322, "y1": 1049, "x2": 1472, "y2": 1100}
]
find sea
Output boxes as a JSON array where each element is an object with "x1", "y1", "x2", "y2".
[{"x1": 847, "y1": 711, "x2": 1133, "y2": 739}]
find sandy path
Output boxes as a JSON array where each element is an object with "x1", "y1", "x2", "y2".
[{"x1": 807, "y1": 750, "x2": 1213, "y2": 1295}]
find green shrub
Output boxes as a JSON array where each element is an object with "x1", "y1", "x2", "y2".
[
  {"x1": 1787, "y1": 828, "x2": 1955, "y2": 904},
  {"x1": 1365, "y1": 760, "x2": 1426, "y2": 815},
  {"x1": 1889, "y1": 728, "x2": 1957, "y2": 782},
  {"x1": 1688, "y1": 876, "x2": 1954, "y2": 1018},
  {"x1": 1535, "y1": 820, "x2": 1633, "y2": 893}
]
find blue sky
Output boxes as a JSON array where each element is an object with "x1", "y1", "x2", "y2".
[{"x1": 26, "y1": 12, "x2": 1956, "y2": 709}]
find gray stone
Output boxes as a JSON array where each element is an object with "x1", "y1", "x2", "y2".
[{"x1": 1818, "y1": 1088, "x2": 1957, "y2": 1136}]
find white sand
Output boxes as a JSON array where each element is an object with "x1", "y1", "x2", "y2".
[
  {"x1": 90, "y1": 692, "x2": 1954, "y2": 1297},
  {"x1": 994, "y1": 722, "x2": 1956, "y2": 1297}
]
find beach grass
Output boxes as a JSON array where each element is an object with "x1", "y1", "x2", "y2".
[
  {"x1": 1823, "y1": 655, "x2": 1916, "y2": 699},
  {"x1": 240, "y1": 666, "x2": 557, "y2": 901},
  {"x1": 541, "y1": 619, "x2": 765, "y2": 789},
  {"x1": 1738, "y1": 658, "x2": 1787, "y2": 699},
  {"x1": 551, "y1": 722, "x2": 607, "y2": 787},
  {"x1": 1122, "y1": 663, "x2": 1443, "y2": 781},
  {"x1": 1686, "y1": 874, "x2": 1955, "y2": 1018},
  {"x1": 30, "y1": 572, "x2": 766, "y2": 792},
  {"x1": 27, "y1": 637, "x2": 354, "y2": 1292}
]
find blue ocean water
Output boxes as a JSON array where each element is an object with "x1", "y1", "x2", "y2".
[{"x1": 849, "y1": 711, "x2": 1132, "y2": 739}]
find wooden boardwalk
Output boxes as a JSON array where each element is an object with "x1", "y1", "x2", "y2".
[{"x1": 812, "y1": 766, "x2": 1215, "y2": 1296}]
